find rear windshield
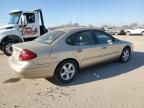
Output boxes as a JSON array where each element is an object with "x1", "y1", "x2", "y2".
[{"x1": 35, "y1": 30, "x2": 65, "y2": 44}]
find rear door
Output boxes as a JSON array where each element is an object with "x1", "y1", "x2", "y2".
[{"x1": 70, "y1": 30, "x2": 98, "y2": 66}]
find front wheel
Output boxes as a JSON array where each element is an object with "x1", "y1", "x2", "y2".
[
  {"x1": 120, "y1": 48, "x2": 131, "y2": 63},
  {"x1": 3, "y1": 41, "x2": 15, "y2": 56},
  {"x1": 54, "y1": 60, "x2": 79, "y2": 84}
]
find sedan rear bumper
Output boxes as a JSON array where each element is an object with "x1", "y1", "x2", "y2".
[{"x1": 8, "y1": 57, "x2": 57, "y2": 78}]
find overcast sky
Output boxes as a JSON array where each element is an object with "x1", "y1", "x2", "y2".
[{"x1": 0, "y1": 0, "x2": 143, "y2": 27}]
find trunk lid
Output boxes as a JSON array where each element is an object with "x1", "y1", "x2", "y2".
[{"x1": 12, "y1": 41, "x2": 53, "y2": 64}]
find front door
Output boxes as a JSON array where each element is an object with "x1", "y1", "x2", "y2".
[
  {"x1": 20, "y1": 12, "x2": 40, "y2": 39},
  {"x1": 92, "y1": 30, "x2": 121, "y2": 62}
]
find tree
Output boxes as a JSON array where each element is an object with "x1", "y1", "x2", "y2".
[
  {"x1": 88, "y1": 24, "x2": 95, "y2": 28},
  {"x1": 129, "y1": 23, "x2": 139, "y2": 28},
  {"x1": 72, "y1": 23, "x2": 79, "y2": 27}
]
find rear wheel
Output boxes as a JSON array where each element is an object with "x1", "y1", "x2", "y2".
[
  {"x1": 120, "y1": 48, "x2": 131, "y2": 63},
  {"x1": 126, "y1": 32, "x2": 130, "y2": 36},
  {"x1": 3, "y1": 40, "x2": 15, "y2": 56},
  {"x1": 54, "y1": 60, "x2": 79, "y2": 84}
]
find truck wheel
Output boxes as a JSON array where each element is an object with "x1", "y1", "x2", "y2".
[
  {"x1": 126, "y1": 32, "x2": 130, "y2": 36},
  {"x1": 54, "y1": 60, "x2": 79, "y2": 84},
  {"x1": 142, "y1": 32, "x2": 144, "y2": 36},
  {"x1": 3, "y1": 41, "x2": 15, "y2": 56}
]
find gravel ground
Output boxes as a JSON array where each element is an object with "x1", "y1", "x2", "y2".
[{"x1": 0, "y1": 36, "x2": 144, "y2": 108}]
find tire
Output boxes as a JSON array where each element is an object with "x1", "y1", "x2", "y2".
[
  {"x1": 142, "y1": 32, "x2": 144, "y2": 36},
  {"x1": 3, "y1": 40, "x2": 15, "y2": 56},
  {"x1": 126, "y1": 32, "x2": 130, "y2": 36},
  {"x1": 54, "y1": 60, "x2": 79, "y2": 84},
  {"x1": 119, "y1": 48, "x2": 131, "y2": 63}
]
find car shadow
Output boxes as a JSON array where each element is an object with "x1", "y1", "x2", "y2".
[
  {"x1": 48, "y1": 51, "x2": 144, "y2": 86},
  {"x1": 3, "y1": 78, "x2": 21, "y2": 84}
]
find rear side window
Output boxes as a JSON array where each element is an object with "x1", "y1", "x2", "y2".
[
  {"x1": 67, "y1": 31, "x2": 95, "y2": 46},
  {"x1": 35, "y1": 30, "x2": 65, "y2": 44},
  {"x1": 138, "y1": 27, "x2": 144, "y2": 29}
]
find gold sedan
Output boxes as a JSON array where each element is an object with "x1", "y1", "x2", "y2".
[{"x1": 9, "y1": 27, "x2": 133, "y2": 84}]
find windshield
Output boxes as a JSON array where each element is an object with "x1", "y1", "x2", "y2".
[
  {"x1": 35, "y1": 30, "x2": 65, "y2": 44},
  {"x1": 9, "y1": 13, "x2": 21, "y2": 24}
]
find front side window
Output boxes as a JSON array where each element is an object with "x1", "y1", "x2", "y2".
[
  {"x1": 35, "y1": 30, "x2": 65, "y2": 44},
  {"x1": 93, "y1": 31, "x2": 113, "y2": 44},
  {"x1": 24, "y1": 13, "x2": 35, "y2": 24},
  {"x1": 67, "y1": 31, "x2": 95, "y2": 46}
]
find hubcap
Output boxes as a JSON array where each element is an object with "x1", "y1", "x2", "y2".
[
  {"x1": 6, "y1": 43, "x2": 13, "y2": 54},
  {"x1": 122, "y1": 50, "x2": 130, "y2": 62},
  {"x1": 60, "y1": 63, "x2": 75, "y2": 81}
]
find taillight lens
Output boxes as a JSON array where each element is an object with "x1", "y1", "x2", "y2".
[{"x1": 19, "y1": 49, "x2": 37, "y2": 61}]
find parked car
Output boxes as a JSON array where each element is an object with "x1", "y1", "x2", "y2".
[
  {"x1": 9, "y1": 27, "x2": 133, "y2": 84},
  {"x1": 125, "y1": 26, "x2": 144, "y2": 36},
  {"x1": 102, "y1": 28, "x2": 125, "y2": 35}
]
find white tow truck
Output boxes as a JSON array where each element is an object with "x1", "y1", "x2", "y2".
[{"x1": 0, "y1": 9, "x2": 48, "y2": 56}]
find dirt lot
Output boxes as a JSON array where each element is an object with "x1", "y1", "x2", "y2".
[{"x1": 0, "y1": 36, "x2": 144, "y2": 108}]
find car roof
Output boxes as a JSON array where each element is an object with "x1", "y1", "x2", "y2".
[{"x1": 55, "y1": 27, "x2": 102, "y2": 33}]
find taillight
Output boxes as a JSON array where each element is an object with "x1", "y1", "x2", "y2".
[{"x1": 19, "y1": 49, "x2": 37, "y2": 61}]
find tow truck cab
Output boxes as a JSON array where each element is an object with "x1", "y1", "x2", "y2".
[{"x1": 0, "y1": 9, "x2": 48, "y2": 56}]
